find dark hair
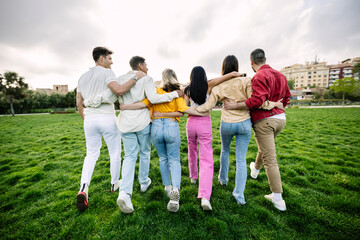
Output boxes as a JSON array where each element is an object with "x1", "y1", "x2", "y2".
[
  {"x1": 92, "y1": 47, "x2": 113, "y2": 62},
  {"x1": 184, "y1": 66, "x2": 208, "y2": 105},
  {"x1": 222, "y1": 55, "x2": 239, "y2": 75},
  {"x1": 250, "y1": 49, "x2": 266, "y2": 65},
  {"x1": 129, "y1": 56, "x2": 146, "y2": 70}
]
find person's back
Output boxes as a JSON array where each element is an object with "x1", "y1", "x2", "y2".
[
  {"x1": 78, "y1": 66, "x2": 116, "y2": 115},
  {"x1": 207, "y1": 77, "x2": 252, "y2": 122},
  {"x1": 116, "y1": 71, "x2": 154, "y2": 132},
  {"x1": 246, "y1": 65, "x2": 290, "y2": 122}
]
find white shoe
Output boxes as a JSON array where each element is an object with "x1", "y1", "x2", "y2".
[
  {"x1": 219, "y1": 180, "x2": 227, "y2": 186},
  {"x1": 264, "y1": 193, "x2": 286, "y2": 211},
  {"x1": 201, "y1": 198, "x2": 212, "y2": 211},
  {"x1": 190, "y1": 179, "x2": 196, "y2": 184},
  {"x1": 250, "y1": 162, "x2": 259, "y2": 179},
  {"x1": 164, "y1": 185, "x2": 172, "y2": 198},
  {"x1": 117, "y1": 190, "x2": 134, "y2": 213},
  {"x1": 111, "y1": 179, "x2": 122, "y2": 192},
  {"x1": 167, "y1": 189, "x2": 180, "y2": 212},
  {"x1": 140, "y1": 178, "x2": 151, "y2": 192}
]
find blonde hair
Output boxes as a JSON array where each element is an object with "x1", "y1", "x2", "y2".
[{"x1": 162, "y1": 68, "x2": 180, "y2": 92}]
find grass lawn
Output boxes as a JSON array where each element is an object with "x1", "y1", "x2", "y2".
[{"x1": 1, "y1": 108, "x2": 360, "y2": 239}]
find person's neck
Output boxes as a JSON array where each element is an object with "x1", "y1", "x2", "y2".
[{"x1": 254, "y1": 63, "x2": 265, "y2": 72}]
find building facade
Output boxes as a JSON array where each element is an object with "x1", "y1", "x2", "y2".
[
  {"x1": 280, "y1": 61, "x2": 329, "y2": 89},
  {"x1": 36, "y1": 85, "x2": 69, "y2": 94},
  {"x1": 329, "y1": 57, "x2": 360, "y2": 86}
]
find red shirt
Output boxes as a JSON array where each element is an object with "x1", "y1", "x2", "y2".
[{"x1": 245, "y1": 64, "x2": 291, "y2": 123}]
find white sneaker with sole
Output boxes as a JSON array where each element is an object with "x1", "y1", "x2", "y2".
[
  {"x1": 264, "y1": 193, "x2": 286, "y2": 211},
  {"x1": 111, "y1": 179, "x2": 122, "y2": 192},
  {"x1": 140, "y1": 178, "x2": 151, "y2": 192},
  {"x1": 201, "y1": 198, "x2": 212, "y2": 211},
  {"x1": 117, "y1": 190, "x2": 134, "y2": 213},
  {"x1": 167, "y1": 189, "x2": 180, "y2": 212},
  {"x1": 164, "y1": 185, "x2": 172, "y2": 198},
  {"x1": 250, "y1": 162, "x2": 260, "y2": 179},
  {"x1": 190, "y1": 179, "x2": 196, "y2": 184}
]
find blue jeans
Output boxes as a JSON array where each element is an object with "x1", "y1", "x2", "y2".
[
  {"x1": 120, "y1": 124, "x2": 151, "y2": 196},
  {"x1": 219, "y1": 119, "x2": 252, "y2": 204},
  {"x1": 151, "y1": 118, "x2": 181, "y2": 189}
]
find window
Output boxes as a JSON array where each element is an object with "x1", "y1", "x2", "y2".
[
  {"x1": 309, "y1": 76, "x2": 311, "y2": 79},
  {"x1": 308, "y1": 72, "x2": 311, "y2": 74},
  {"x1": 324, "y1": 75, "x2": 327, "y2": 77},
  {"x1": 318, "y1": 75, "x2": 321, "y2": 77}
]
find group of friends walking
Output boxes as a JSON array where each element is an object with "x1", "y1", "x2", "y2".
[{"x1": 76, "y1": 47, "x2": 291, "y2": 214}]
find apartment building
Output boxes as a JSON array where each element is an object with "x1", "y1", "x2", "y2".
[
  {"x1": 329, "y1": 57, "x2": 360, "y2": 86},
  {"x1": 280, "y1": 61, "x2": 329, "y2": 89}
]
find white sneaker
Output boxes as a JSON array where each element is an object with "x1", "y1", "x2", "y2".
[
  {"x1": 117, "y1": 190, "x2": 134, "y2": 213},
  {"x1": 201, "y1": 198, "x2": 212, "y2": 211},
  {"x1": 264, "y1": 193, "x2": 286, "y2": 211},
  {"x1": 164, "y1": 185, "x2": 172, "y2": 198},
  {"x1": 140, "y1": 178, "x2": 151, "y2": 192},
  {"x1": 190, "y1": 179, "x2": 196, "y2": 184},
  {"x1": 167, "y1": 189, "x2": 180, "y2": 212},
  {"x1": 250, "y1": 162, "x2": 259, "y2": 179},
  {"x1": 111, "y1": 179, "x2": 122, "y2": 192}
]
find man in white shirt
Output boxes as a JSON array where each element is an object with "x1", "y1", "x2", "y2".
[
  {"x1": 76, "y1": 47, "x2": 145, "y2": 211},
  {"x1": 85, "y1": 56, "x2": 182, "y2": 213}
]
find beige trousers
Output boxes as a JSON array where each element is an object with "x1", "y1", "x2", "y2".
[{"x1": 253, "y1": 118, "x2": 286, "y2": 193}]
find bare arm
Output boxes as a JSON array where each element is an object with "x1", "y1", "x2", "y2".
[
  {"x1": 153, "y1": 111, "x2": 184, "y2": 118},
  {"x1": 207, "y1": 71, "x2": 243, "y2": 93},
  {"x1": 76, "y1": 92, "x2": 85, "y2": 120},
  {"x1": 184, "y1": 107, "x2": 210, "y2": 116},
  {"x1": 120, "y1": 102, "x2": 147, "y2": 110},
  {"x1": 108, "y1": 71, "x2": 146, "y2": 96}
]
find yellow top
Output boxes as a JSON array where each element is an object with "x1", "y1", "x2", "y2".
[{"x1": 142, "y1": 87, "x2": 189, "y2": 121}]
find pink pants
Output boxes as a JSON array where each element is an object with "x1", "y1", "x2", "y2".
[{"x1": 186, "y1": 115, "x2": 213, "y2": 200}]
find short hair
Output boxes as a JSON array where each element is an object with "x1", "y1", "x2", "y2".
[
  {"x1": 222, "y1": 55, "x2": 239, "y2": 75},
  {"x1": 184, "y1": 66, "x2": 208, "y2": 105},
  {"x1": 250, "y1": 49, "x2": 266, "y2": 65},
  {"x1": 92, "y1": 47, "x2": 113, "y2": 62},
  {"x1": 162, "y1": 68, "x2": 180, "y2": 92},
  {"x1": 129, "y1": 56, "x2": 146, "y2": 70}
]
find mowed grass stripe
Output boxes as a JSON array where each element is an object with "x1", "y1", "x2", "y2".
[{"x1": 0, "y1": 108, "x2": 359, "y2": 239}]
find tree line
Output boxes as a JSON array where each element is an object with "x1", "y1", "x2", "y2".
[{"x1": 0, "y1": 71, "x2": 76, "y2": 115}]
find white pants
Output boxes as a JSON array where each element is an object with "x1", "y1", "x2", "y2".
[{"x1": 80, "y1": 114, "x2": 121, "y2": 186}]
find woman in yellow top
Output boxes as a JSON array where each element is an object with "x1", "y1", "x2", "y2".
[{"x1": 120, "y1": 68, "x2": 208, "y2": 212}]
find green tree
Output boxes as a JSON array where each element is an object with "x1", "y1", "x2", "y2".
[
  {"x1": 287, "y1": 79, "x2": 295, "y2": 90},
  {"x1": 330, "y1": 77, "x2": 360, "y2": 106},
  {"x1": 0, "y1": 71, "x2": 29, "y2": 116}
]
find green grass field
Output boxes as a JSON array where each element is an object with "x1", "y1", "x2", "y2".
[{"x1": 1, "y1": 108, "x2": 360, "y2": 239}]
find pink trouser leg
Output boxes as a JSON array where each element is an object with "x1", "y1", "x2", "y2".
[
  {"x1": 186, "y1": 118, "x2": 198, "y2": 180},
  {"x1": 187, "y1": 116, "x2": 213, "y2": 200}
]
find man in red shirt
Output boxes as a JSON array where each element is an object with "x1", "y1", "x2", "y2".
[{"x1": 224, "y1": 49, "x2": 291, "y2": 211}]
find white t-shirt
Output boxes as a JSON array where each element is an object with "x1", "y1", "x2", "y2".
[
  {"x1": 77, "y1": 66, "x2": 116, "y2": 115},
  {"x1": 110, "y1": 70, "x2": 178, "y2": 133}
]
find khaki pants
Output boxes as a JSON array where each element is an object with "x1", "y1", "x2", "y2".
[{"x1": 253, "y1": 118, "x2": 286, "y2": 193}]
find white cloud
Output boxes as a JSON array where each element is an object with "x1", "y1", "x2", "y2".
[{"x1": 0, "y1": 0, "x2": 359, "y2": 90}]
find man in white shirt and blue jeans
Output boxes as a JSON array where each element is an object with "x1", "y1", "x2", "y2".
[{"x1": 76, "y1": 47, "x2": 145, "y2": 211}]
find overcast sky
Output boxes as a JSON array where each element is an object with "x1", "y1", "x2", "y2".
[{"x1": 0, "y1": 0, "x2": 359, "y2": 90}]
